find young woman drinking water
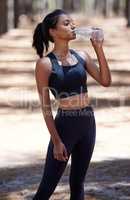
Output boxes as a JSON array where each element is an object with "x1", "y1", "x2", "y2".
[{"x1": 32, "y1": 9, "x2": 111, "y2": 200}]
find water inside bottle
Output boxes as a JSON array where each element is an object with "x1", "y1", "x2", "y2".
[
  {"x1": 74, "y1": 27, "x2": 104, "y2": 41},
  {"x1": 74, "y1": 27, "x2": 93, "y2": 39}
]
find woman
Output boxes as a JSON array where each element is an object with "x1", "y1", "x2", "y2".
[{"x1": 32, "y1": 9, "x2": 111, "y2": 200}]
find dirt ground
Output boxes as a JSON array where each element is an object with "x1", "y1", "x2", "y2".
[{"x1": 0, "y1": 15, "x2": 130, "y2": 200}]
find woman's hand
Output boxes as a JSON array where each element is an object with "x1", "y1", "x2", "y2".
[
  {"x1": 53, "y1": 141, "x2": 68, "y2": 162},
  {"x1": 90, "y1": 38, "x2": 104, "y2": 50},
  {"x1": 90, "y1": 29, "x2": 104, "y2": 50}
]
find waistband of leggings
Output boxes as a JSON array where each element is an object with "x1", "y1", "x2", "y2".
[{"x1": 57, "y1": 105, "x2": 94, "y2": 117}]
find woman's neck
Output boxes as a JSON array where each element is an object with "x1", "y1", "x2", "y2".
[{"x1": 53, "y1": 42, "x2": 70, "y2": 57}]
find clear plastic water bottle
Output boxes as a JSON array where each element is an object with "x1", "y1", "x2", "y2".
[{"x1": 74, "y1": 27, "x2": 104, "y2": 41}]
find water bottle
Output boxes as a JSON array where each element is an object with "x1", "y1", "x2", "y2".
[{"x1": 74, "y1": 27, "x2": 104, "y2": 41}]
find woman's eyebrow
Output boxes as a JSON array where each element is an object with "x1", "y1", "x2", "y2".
[
  {"x1": 64, "y1": 19, "x2": 70, "y2": 22},
  {"x1": 64, "y1": 19, "x2": 74, "y2": 23}
]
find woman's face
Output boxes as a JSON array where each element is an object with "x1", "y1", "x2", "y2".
[{"x1": 50, "y1": 14, "x2": 76, "y2": 41}]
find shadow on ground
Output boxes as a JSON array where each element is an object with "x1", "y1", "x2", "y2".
[{"x1": 0, "y1": 158, "x2": 130, "y2": 200}]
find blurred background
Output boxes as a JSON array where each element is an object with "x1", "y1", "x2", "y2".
[{"x1": 0, "y1": 1, "x2": 130, "y2": 200}]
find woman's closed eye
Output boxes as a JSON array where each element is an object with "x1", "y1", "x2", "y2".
[
  {"x1": 64, "y1": 22, "x2": 69, "y2": 26},
  {"x1": 64, "y1": 19, "x2": 75, "y2": 26},
  {"x1": 64, "y1": 20, "x2": 70, "y2": 26}
]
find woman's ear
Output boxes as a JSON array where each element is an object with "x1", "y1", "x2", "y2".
[{"x1": 49, "y1": 28, "x2": 56, "y2": 39}]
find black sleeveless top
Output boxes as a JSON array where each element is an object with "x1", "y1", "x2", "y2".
[{"x1": 46, "y1": 49, "x2": 88, "y2": 99}]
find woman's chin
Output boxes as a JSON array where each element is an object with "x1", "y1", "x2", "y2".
[{"x1": 70, "y1": 34, "x2": 76, "y2": 40}]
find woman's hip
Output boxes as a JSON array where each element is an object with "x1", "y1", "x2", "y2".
[{"x1": 54, "y1": 105, "x2": 96, "y2": 136}]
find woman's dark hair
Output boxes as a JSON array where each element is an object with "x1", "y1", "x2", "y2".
[{"x1": 32, "y1": 9, "x2": 67, "y2": 58}]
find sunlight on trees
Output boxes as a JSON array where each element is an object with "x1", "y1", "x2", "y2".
[{"x1": 0, "y1": 0, "x2": 130, "y2": 35}]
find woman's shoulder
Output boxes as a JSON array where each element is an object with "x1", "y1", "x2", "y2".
[
  {"x1": 35, "y1": 56, "x2": 52, "y2": 74},
  {"x1": 36, "y1": 56, "x2": 51, "y2": 67}
]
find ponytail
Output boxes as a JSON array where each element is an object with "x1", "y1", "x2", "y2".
[{"x1": 32, "y1": 23, "x2": 49, "y2": 58}]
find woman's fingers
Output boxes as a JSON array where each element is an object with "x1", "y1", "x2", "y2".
[
  {"x1": 53, "y1": 142, "x2": 68, "y2": 161},
  {"x1": 54, "y1": 151, "x2": 68, "y2": 161},
  {"x1": 54, "y1": 152, "x2": 64, "y2": 161},
  {"x1": 63, "y1": 147, "x2": 68, "y2": 160}
]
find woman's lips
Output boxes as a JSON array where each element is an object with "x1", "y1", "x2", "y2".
[{"x1": 72, "y1": 30, "x2": 76, "y2": 35}]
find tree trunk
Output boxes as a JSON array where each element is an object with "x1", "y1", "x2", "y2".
[
  {"x1": 83, "y1": 0, "x2": 94, "y2": 15},
  {"x1": 113, "y1": 0, "x2": 120, "y2": 14},
  {"x1": 47, "y1": 0, "x2": 56, "y2": 10},
  {"x1": 55, "y1": 0, "x2": 63, "y2": 9},
  {"x1": 94, "y1": 0, "x2": 114, "y2": 17},
  {"x1": 126, "y1": 0, "x2": 130, "y2": 26},
  {"x1": 8, "y1": 0, "x2": 14, "y2": 29},
  {"x1": 94, "y1": 0, "x2": 106, "y2": 16},
  {"x1": 23, "y1": 0, "x2": 33, "y2": 14},
  {"x1": 103, "y1": 0, "x2": 109, "y2": 16},
  {"x1": 14, "y1": 0, "x2": 20, "y2": 28},
  {"x1": 103, "y1": 0, "x2": 114, "y2": 17},
  {"x1": 71, "y1": 0, "x2": 81, "y2": 11},
  {"x1": 0, "y1": 0, "x2": 8, "y2": 34},
  {"x1": 63, "y1": 0, "x2": 73, "y2": 11}
]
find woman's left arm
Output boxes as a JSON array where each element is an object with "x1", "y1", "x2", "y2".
[{"x1": 82, "y1": 38, "x2": 112, "y2": 87}]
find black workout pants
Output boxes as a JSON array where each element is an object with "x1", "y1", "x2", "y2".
[{"x1": 33, "y1": 106, "x2": 96, "y2": 200}]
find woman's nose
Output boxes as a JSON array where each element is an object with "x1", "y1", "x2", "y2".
[{"x1": 71, "y1": 23, "x2": 76, "y2": 30}]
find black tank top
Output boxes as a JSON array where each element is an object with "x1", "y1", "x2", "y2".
[{"x1": 46, "y1": 49, "x2": 88, "y2": 99}]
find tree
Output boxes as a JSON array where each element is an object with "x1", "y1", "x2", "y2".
[
  {"x1": 94, "y1": 0, "x2": 116, "y2": 17},
  {"x1": 63, "y1": 0, "x2": 73, "y2": 10},
  {"x1": 14, "y1": 0, "x2": 20, "y2": 28},
  {"x1": 126, "y1": 0, "x2": 130, "y2": 26},
  {"x1": 113, "y1": 0, "x2": 120, "y2": 15},
  {"x1": 71, "y1": 0, "x2": 81, "y2": 11},
  {"x1": 94, "y1": 0, "x2": 108, "y2": 16},
  {"x1": 0, "y1": 0, "x2": 8, "y2": 34},
  {"x1": 14, "y1": 0, "x2": 34, "y2": 27}
]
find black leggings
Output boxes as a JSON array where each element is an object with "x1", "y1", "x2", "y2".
[{"x1": 33, "y1": 105, "x2": 96, "y2": 200}]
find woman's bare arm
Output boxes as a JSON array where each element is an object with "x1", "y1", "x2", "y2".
[
  {"x1": 35, "y1": 58, "x2": 61, "y2": 145},
  {"x1": 35, "y1": 58, "x2": 68, "y2": 161},
  {"x1": 78, "y1": 41, "x2": 111, "y2": 87}
]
